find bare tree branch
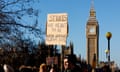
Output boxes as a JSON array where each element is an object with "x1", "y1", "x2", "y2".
[
  {"x1": 0, "y1": 0, "x2": 43, "y2": 48},
  {"x1": 1, "y1": 0, "x2": 20, "y2": 9}
]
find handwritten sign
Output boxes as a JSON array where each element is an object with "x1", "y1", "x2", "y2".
[{"x1": 46, "y1": 13, "x2": 68, "y2": 45}]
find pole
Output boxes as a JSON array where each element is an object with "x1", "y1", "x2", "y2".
[
  {"x1": 106, "y1": 32, "x2": 112, "y2": 65},
  {"x1": 108, "y1": 39, "x2": 110, "y2": 64},
  {"x1": 61, "y1": 45, "x2": 64, "y2": 72}
]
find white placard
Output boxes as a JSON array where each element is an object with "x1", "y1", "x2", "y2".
[{"x1": 46, "y1": 13, "x2": 68, "y2": 45}]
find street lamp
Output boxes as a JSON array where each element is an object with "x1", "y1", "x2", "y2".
[
  {"x1": 106, "y1": 32, "x2": 112, "y2": 64},
  {"x1": 105, "y1": 49, "x2": 109, "y2": 59}
]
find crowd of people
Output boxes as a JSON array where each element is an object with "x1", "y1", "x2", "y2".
[{"x1": 0, "y1": 54, "x2": 113, "y2": 72}]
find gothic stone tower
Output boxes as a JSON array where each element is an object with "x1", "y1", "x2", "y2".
[{"x1": 86, "y1": 0, "x2": 99, "y2": 67}]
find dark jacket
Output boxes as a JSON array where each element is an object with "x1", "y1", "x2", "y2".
[{"x1": 63, "y1": 65, "x2": 81, "y2": 72}]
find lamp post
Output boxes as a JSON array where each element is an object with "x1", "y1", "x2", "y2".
[
  {"x1": 105, "y1": 49, "x2": 109, "y2": 60},
  {"x1": 106, "y1": 32, "x2": 112, "y2": 64}
]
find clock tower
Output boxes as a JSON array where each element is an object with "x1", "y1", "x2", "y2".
[{"x1": 86, "y1": 0, "x2": 99, "y2": 67}]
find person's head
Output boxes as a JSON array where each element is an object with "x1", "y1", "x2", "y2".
[
  {"x1": 63, "y1": 55, "x2": 77, "y2": 70},
  {"x1": 3, "y1": 64, "x2": 14, "y2": 72},
  {"x1": 39, "y1": 63, "x2": 47, "y2": 72}
]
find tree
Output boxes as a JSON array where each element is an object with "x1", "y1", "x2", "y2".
[{"x1": 0, "y1": 0, "x2": 43, "y2": 48}]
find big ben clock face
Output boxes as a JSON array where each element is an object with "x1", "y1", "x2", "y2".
[{"x1": 88, "y1": 26, "x2": 96, "y2": 34}]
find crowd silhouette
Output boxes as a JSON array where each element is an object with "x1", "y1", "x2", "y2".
[{"x1": 0, "y1": 53, "x2": 115, "y2": 72}]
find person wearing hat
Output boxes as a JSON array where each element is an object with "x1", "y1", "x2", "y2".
[{"x1": 63, "y1": 54, "x2": 81, "y2": 72}]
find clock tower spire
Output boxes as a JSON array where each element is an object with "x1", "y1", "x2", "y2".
[
  {"x1": 86, "y1": 0, "x2": 99, "y2": 68},
  {"x1": 90, "y1": 0, "x2": 96, "y2": 17}
]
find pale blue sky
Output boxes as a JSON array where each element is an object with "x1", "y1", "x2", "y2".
[{"x1": 38, "y1": 0, "x2": 120, "y2": 67}]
